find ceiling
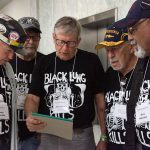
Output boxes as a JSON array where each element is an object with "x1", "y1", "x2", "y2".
[{"x1": 0, "y1": 0, "x2": 12, "y2": 10}]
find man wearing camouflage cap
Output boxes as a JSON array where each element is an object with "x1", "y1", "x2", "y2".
[
  {"x1": 10, "y1": 17, "x2": 44, "y2": 150},
  {"x1": 0, "y1": 14, "x2": 27, "y2": 150},
  {"x1": 114, "y1": 0, "x2": 150, "y2": 149}
]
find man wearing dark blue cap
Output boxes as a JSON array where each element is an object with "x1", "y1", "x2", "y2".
[
  {"x1": 96, "y1": 24, "x2": 138, "y2": 150},
  {"x1": 10, "y1": 17, "x2": 44, "y2": 150},
  {"x1": 0, "y1": 14, "x2": 27, "y2": 150},
  {"x1": 114, "y1": 0, "x2": 150, "y2": 149}
]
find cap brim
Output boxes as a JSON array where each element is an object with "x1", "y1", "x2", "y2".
[
  {"x1": 113, "y1": 18, "x2": 140, "y2": 28},
  {"x1": 22, "y1": 24, "x2": 42, "y2": 33},
  {"x1": 26, "y1": 27, "x2": 42, "y2": 33},
  {"x1": 15, "y1": 48, "x2": 27, "y2": 55},
  {"x1": 95, "y1": 41, "x2": 124, "y2": 50},
  {"x1": 10, "y1": 46, "x2": 28, "y2": 56}
]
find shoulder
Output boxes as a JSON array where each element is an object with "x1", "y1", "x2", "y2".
[
  {"x1": 105, "y1": 67, "x2": 117, "y2": 79},
  {"x1": 77, "y1": 49, "x2": 98, "y2": 57},
  {"x1": 37, "y1": 52, "x2": 45, "y2": 57},
  {"x1": 106, "y1": 67, "x2": 115, "y2": 74},
  {"x1": 35, "y1": 52, "x2": 56, "y2": 69},
  {"x1": 77, "y1": 49, "x2": 100, "y2": 62}
]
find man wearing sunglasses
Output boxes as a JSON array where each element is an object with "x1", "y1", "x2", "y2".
[
  {"x1": 25, "y1": 16, "x2": 106, "y2": 150},
  {"x1": 10, "y1": 17, "x2": 44, "y2": 150},
  {"x1": 114, "y1": 0, "x2": 150, "y2": 149},
  {"x1": 95, "y1": 24, "x2": 137, "y2": 150},
  {"x1": 0, "y1": 14, "x2": 27, "y2": 150}
]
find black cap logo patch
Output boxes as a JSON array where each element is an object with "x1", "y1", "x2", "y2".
[{"x1": 9, "y1": 31, "x2": 19, "y2": 41}]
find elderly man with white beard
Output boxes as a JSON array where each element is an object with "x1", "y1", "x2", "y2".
[{"x1": 114, "y1": 0, "x2": 150, "y2": 150}]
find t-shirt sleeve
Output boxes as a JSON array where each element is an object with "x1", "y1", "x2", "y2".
[{"x1": 93, "y1": 55, "x2": 105, "y2": 94}]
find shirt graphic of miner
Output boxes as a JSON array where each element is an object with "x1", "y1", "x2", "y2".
[
  {"x1": 105, "y1": 89, "x2": 130, "y2": 144},
  {"x1": 136, "y1": 79, "x2": 150, "y2": 147},
  {"x1": 15, "y1": 72, "x2": 31, "y2": 110},
  {"x1": 16, "y1": 82, "x2": 28, "y2": 109},
  {"x1": 44, "y1": 72, "x2": 86, "y2": 119}
]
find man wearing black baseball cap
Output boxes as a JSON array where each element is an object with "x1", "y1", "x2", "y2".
[
  {"x1": 0, "y1": 14, "x2": 27, "y2": 150},
  {"x1": 114, "y1": 0, "x2": 150, "y2": 58},
  {"x1": 114, "y1": 0, "x2": 150, "y2": 150},
  {"x1": 10, "y1": 17, "x2": 44, "y2": 150}
]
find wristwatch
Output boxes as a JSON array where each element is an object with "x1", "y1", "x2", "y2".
[{"x1": 100, "y1": 134, "x2": 107, "y2": 141}]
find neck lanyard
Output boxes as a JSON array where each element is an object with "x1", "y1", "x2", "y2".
[
  {"x1": 118, "y1": 68, "x2": 135, "y2": 93},
  {"x1": 142, "y1": 57, "x2": 150, "y2": 83},
  {"x1": 54, "y1": 53, "x2": 77, "y2": 93}
]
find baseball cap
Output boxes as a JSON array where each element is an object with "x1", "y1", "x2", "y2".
[
  {"x1": 18, "y1": 17, "x2": 41, "y2": 33},
  {"x1": 0, "y1": 14, "x2": 27, "y2": 54},
  {"x1": 114, "y1": 0, "x2": 150, "y2": 28},
  {"x1": 95, "y1": 24, "x2": 128, "y2": 50}
]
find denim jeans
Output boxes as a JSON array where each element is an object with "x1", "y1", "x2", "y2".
[
  {"x1": 38, "y1": 127, "x2": 96, "y2": 150},
  {"x1": 0, "y1": 143, "x2": 10, "y2": 150},
  {"x1": 0, "y1": 138, "x2": 10, "y2": 150},
  {"x1": 18, "y1": 134, "x2": 41, "y2": 150}
]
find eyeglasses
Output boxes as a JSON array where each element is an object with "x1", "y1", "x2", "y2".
[
  {"x1": 55, "y1": 39, "x2": 77, "y2": 48},
  {"x1": 26, "y1": 35, "x2": 40, "y2": 42},
  {"x1": 140, "y1": 0, "x2": 150, "y2": 9},
  {"x1": 128, "y1": 19, "x2": 147, "y2": 32}
]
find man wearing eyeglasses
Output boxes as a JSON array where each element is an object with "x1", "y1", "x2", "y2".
[
  {"x1": 95, "y1": 24, "x2": 137, "y2": 150},
  {"x1": 24, "y1": 16, "x2": 106, "y2": 150},
  {"x1": 10, "y1": 17, "x2": 44, "y2": 150},
  {"x1": 114, "y1": 0, "x2": 150, "y2": 149}
]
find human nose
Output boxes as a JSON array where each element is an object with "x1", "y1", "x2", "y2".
[
  {"x1": 107, "y1": 49, "x2": 115, "y2": 59},
  {"x1": 61, "y1": 43, "x2": 68, "y2": 51},
  {"x1": 8, "y1": 50, "x2": 14, "y2": 60},
  {"x1": 26, "y1": 37, "x2": 34, "y2": 44}
]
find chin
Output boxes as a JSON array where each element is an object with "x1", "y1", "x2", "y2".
[
  {"x1": 59, "y1": 55, "x2": 72, "y2": 61},
  {"x1": 60, "y1": 57, "x2": 70, "y2": 61}
]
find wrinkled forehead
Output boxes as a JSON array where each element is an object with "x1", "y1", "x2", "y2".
[{"x1": 54, "y1": 26, "x2": 80, "y2": 39}]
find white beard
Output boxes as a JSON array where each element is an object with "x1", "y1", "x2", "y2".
[
  {"x1": 130, "y1": 40, "x2": 146, "y2": 58},
  {"x1": 134, "y1": 44, "x2": 146, "y2": 58}
]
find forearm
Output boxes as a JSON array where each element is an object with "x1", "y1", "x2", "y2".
[
  {"x1": 95, "y1": 93, "x2": 106, "y2": 135},
  {"x1": 24, "y1": 94, "x2": 40, "y2": 117}
]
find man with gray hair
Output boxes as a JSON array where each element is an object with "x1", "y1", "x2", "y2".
[
  {"x1": 25, "y1": 16, "x2": 106, "y2": 150},
  {"x1": 114, "y1": 0, "x2": 150, "y2": 149}
]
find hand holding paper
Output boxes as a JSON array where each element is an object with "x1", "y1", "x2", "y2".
[
  {"x1": 31, "y1": 113, "x2": 73, "y2": 140},
  {"x1": 26, "y1": 115, "x2": 47, "y2": 132}
]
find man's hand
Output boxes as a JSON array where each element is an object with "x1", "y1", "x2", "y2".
[
  {"x1": 96, "y1": 140, "x2": 107, "y2": 150},
  {"x1": 26, "y1": 115, "x2": 46, "y2": 132}
]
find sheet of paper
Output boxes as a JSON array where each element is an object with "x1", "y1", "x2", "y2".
[{"x1": 32, "y1": 113, "x2": 73, "y2": 140}]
